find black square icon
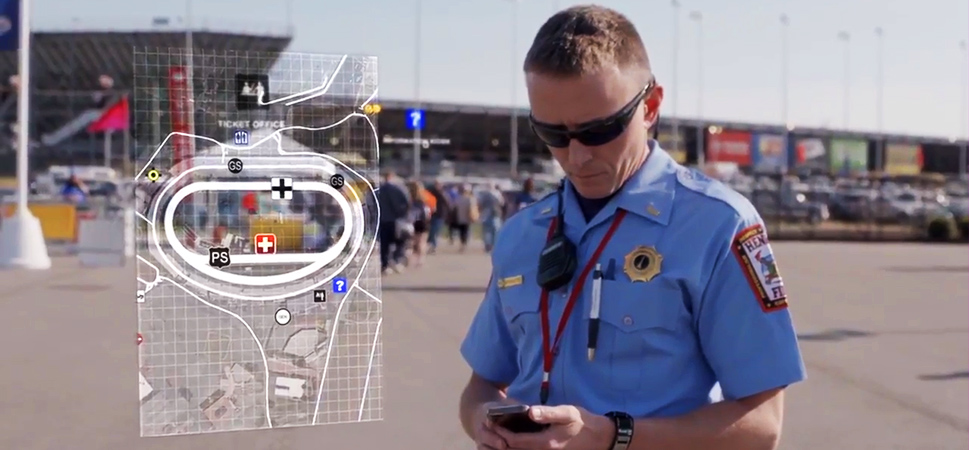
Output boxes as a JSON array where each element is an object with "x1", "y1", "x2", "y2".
[
  {"x1": 209, "y1": 247, "x2": 231, "y2": 268},
  {"x1": 313, "y1": 290, "x2": 326, "y2": 302},
  {"x1": 235, "y1": 73, "x2": 270, "y2": 110}
]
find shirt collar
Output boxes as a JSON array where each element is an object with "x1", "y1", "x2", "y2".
[{"x1": 535, "y1": 140, "x2": 677, "y2": 231}]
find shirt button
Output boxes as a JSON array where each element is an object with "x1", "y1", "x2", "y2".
[{"x1": 623, "y1": 316, "x2": 633, "y2": 326}]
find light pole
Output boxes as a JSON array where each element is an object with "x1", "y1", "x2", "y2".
[
  {"x1": 0, "y1": 0, "x2": 52, "y2": 269},
  {"x1": 960, "y1": 40, "x2": 967, "y2": 175},
  {"x1": 413, "y1": 0, "x2": 423, "y2": 178},
  {"x1": 509, "y1": 0, "x2": 521, "y2": 176},
  {"x1": 671, "y1": 0, "x2": 681, "y2": 156},
  {"x1": 689, "y1": 10, "x2": 703, "y2": 165},
  {"x1": 837, "y1": 31, "x2": 851, "y2": 130},
  {"x1": 875, "y1": 27, "x2": 884, "y2": 171},
  {"x1": 780, "y1": 14, "x2": 790, "y2": 170}
]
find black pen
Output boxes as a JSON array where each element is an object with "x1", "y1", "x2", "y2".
[{"x1": 588, "y1": 264, "x2": 603, "y2": 361}]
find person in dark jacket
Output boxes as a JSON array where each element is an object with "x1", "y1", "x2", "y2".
[{"x1": 377, "y1": 171, "x2": 412, "y2": 273}]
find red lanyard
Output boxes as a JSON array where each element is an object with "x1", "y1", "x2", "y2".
[{"x1": 539, "y1": 210, "x2": 627, "y2": 404}]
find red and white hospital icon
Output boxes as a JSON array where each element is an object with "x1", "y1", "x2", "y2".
[{"x1": 254, "y1": 233, "x2": 277, "y2": 254}]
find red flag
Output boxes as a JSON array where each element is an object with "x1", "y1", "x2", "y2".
[{"x1": 87, "y1": 96, "x2": 129, "y2": 132}]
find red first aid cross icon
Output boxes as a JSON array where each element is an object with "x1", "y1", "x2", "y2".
[{"x1": 254, "y1": 233, "x2": 277, "y2": 254}]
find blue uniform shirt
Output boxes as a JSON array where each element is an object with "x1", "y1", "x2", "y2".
[{"x1": 460, "y1": 143, "x2": 806, "y2": 418}]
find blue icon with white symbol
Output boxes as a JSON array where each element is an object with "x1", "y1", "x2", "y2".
[
  {"x1": 405, "y1": 108, "x2": 424, "y2": 130},
  {"x1": 233, "y1": 129, "x2": 249, "y2": 145},
  {"x1": 332, "y1": 277, "x2": 348, "y2": 293}
]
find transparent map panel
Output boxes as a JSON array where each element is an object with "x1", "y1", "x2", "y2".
[{"x1": 132, "y1": 48, "x2": 382, "y2": 436}]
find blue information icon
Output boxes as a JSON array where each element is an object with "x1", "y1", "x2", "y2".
[
  {"x1": 405, "y1": 108, "x2": 424, "y2": 130},
  {"x1": 332, "y1": 277, "x2": 348, "y2": 293}
]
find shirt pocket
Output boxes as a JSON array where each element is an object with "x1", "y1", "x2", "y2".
[
  {"x1": 596, "y1": 279, "x2": 689, "y2": 392},
  {"x1": 498, "y1": 270, "x2": 543, "y2": 375}
]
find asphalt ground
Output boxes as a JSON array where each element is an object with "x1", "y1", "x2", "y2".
[{"x1": 0, "y1": 241, "x2": 966, "y2": 449}]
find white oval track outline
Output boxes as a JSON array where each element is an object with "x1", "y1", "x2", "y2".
[
  {"x1": 148, "y1": 164, "x2": 367, "y2": 301},
  {"x1": 164, "y1": 181, "x2": 353, "y2": 286}
]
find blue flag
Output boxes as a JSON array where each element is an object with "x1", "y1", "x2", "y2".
[{"x1": 0, "y1": 0, "x2": 19, "y2": 51}]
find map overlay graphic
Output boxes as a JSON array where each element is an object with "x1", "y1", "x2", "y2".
[{"x1": 133, "y1": 49, "x2": 383, "y2": 436}]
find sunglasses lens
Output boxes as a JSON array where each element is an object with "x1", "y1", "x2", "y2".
[
  {"x1": 533, "y1": 127, "x2": 571, "y2": 148},
  {"x1": 576, "y1": 121, "x2": 627, "y2": 147}
]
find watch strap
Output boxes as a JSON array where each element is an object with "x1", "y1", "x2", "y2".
[{"x1": 605, "y1": 411, "x2": 633, "y2": 450}]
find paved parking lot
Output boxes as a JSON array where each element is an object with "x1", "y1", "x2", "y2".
[{"x1": 0, "y1": 242, "x2": 966, "y2": 449}]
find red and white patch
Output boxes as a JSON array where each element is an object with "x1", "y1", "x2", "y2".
[{"x1": 731, "y1": 224, "x2": 787, "y2": 311}]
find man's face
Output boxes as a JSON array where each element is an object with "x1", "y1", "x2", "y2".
[{"x1": 525, "y1": 66, "x2": 662, "y2": 199}]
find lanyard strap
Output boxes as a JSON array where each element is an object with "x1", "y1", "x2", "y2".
[{"x1": 539, "y1": 209, "x2": 627, "y2": 404}]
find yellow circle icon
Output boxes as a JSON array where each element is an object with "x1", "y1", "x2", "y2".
[
  {"x1": 363, "y1": 103, "x2": 381, "y2": 115},
  {"x1": 146, "y1": 169, "x2": 161, "y2": 182}
]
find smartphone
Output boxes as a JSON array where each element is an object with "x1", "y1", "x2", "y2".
[{"x1": 486, "y1": 404, "x2": 549, "y2": 433}]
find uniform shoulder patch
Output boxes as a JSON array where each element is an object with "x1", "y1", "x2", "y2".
[{"x1": 731, "y1": 224, "x2": 788, "y2": 311}]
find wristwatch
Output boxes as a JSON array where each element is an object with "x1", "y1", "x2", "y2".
[{"x1": 605, "y1": 411, "x2": 634, "y2": 450}]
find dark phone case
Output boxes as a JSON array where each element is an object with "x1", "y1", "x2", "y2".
[{"x1": 488, "y1": 407, "x2": 549, "y2": 434}]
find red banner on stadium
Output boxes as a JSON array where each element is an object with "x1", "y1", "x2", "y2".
[
  {"x1": 707, "y1": 130, "x2": 752, "y2": 165},
  {"x1": 168, "y1": 66, "x2": 193, "y2": 165}
]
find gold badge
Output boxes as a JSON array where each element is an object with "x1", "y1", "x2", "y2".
[
  {"x1": 497, "y1": 275, "x2": 524, "y2": 289},
  {"x1": 646, "y1": 204, "x2": 660, "y2": 216},
  {"x1": 623, "y1": 246, "x2": 662, "y2": 282},
  {"x1": 540, "y1": 207, "x2": 553, "y2": 215}
]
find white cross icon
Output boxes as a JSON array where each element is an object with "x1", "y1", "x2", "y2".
[{"x1": 256, "y1": 235, "x2": 275, "y2": 253}]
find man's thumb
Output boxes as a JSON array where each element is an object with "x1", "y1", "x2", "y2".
[{"x1": 529, "y1": 406, "x2": 566, "y2": 424}]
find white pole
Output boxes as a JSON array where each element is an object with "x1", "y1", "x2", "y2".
[
  {"x1": 0, "y1": 0, "x2": 52, "y2": 270},
  {"x1": 510, "y1": 0, "x2": 520, "y2": 177},
  {"x1": 104, "y1": 130, "x2": 112, "y2": 168},
  {"x1": 413, "y1": 0, "x2": 422, "y2": 178},
  {"x1": 671, "y1": 0, "x2": 681, "y2": 155},
  {"x1": 781, "y1": 14, "x2": 790, "y2": 171},
  {"x1": 838, "y1": 31, "x2": 850, "y2": 130},
  {"x1": 875, "y1": 27, "x2": 884, "y2": 171},
  {"x1": 960, "y1": 40, "x2": 967, "y2": 175},
  {"x1": 780, "y1": 14, "x2": 789, "y2": 128},
  {"x1": 690, "y1": 10, "x2": 703, "y2": 166}
]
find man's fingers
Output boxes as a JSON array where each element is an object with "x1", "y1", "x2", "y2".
[
  {"x1": 475, "y1": 423, "x2": 509, "y2": 450},
  {"x1": 529, "y1": 405, "x2": 576, "y2": 424}
]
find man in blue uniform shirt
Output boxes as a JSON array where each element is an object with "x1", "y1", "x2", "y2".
[{"x1": 458, "y1": 5, "x2": 805, "y2": 450}]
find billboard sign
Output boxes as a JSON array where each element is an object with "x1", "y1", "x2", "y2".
[
  {"x1": 795, "y1": 138, "x2": 827, "y2": 169},
  {"x1": 829, "y1": 138, "x2": 868, "y2": 175},
  {"x1": 885, "y1": 143, "x2": 923, "y2": 175},
  {"x1": 751, "y1": 134, "x2": 788, "y2": 171},
  {"x1": 707, "y1": 130, "x2": 752, "y2": 165}
]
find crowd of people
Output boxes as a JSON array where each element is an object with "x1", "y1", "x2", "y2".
[{"x1": 376, "y1": 171, "x2": 539, "y2": 275}]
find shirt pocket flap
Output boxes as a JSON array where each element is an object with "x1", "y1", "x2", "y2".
[{"x1": 598, "y1": 280, "x2": 687, "y2": 333}]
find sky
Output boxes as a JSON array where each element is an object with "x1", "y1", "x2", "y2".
[{"x1": 35, "y1": 0, "x2": 969, "y2": 139}]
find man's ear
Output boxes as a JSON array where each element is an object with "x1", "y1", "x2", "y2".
[{"x1": 644, "y1": 85, "x2": 664, "y2": 128}]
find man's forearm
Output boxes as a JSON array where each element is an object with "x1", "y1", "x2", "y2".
[
  {"x1": 458, "y1": 377, "x2": 508, "y2": 439},
  {"x1": 625, "y1": 398, "x2": 782, "y2": 450}
]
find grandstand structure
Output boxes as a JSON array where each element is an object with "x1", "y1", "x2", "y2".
[{"x1": 0, "y1": 29, "x2": 292, "y2": 176}]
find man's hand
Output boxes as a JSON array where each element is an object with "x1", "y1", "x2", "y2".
[
  {"x1": 470, "y1": 400, "x2": 516, "y2": 450},
  {"x1": 493, "y1": 405, "x2": 615, "y2": 450}
]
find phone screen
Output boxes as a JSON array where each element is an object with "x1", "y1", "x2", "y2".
[{"x1": 487, "y1": 405, "x2": 549, "y2": 434}]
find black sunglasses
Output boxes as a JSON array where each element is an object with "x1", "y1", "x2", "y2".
[{"x1": 529, "y1": 79, "x2": 656, "y2": 148}]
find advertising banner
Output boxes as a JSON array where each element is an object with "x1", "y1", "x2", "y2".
[
  {"x1": 168, "y1": 66, "x2": 193, "y2": 165},
  {"x1": 657, "y1": 130, "x2": 687, "y2": 163},
  {"x1": 884, "y1": 143, "x2": 923, "y2": 175},
  {"x1": 795, "y1": 138, "x2": 827, "y2": 169},
  {"x1": 751, "y1": 134, "x2": 788, "y2": 171},
  {"x1": 829, "y1": 138, "x2": 868, "y2": 175},
  {"x1": 706, "y1": 130, "x2": 752, "y2": 165}
]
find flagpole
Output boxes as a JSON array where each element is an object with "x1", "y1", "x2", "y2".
[
  {"x1": 0, "y1": 0, "x2": 52, "y2": 270},
  {"x1": 104, "y1": 130, "x2": 113, "y2": 168}
]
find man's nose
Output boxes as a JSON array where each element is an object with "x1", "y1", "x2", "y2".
[{"x1": 567, "y1": 143, "x2": 593, "y2": 167}]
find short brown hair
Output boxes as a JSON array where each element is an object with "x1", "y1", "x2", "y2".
[{"x1": 523, "y1": 5, "x2": 650, "y2": 77}]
